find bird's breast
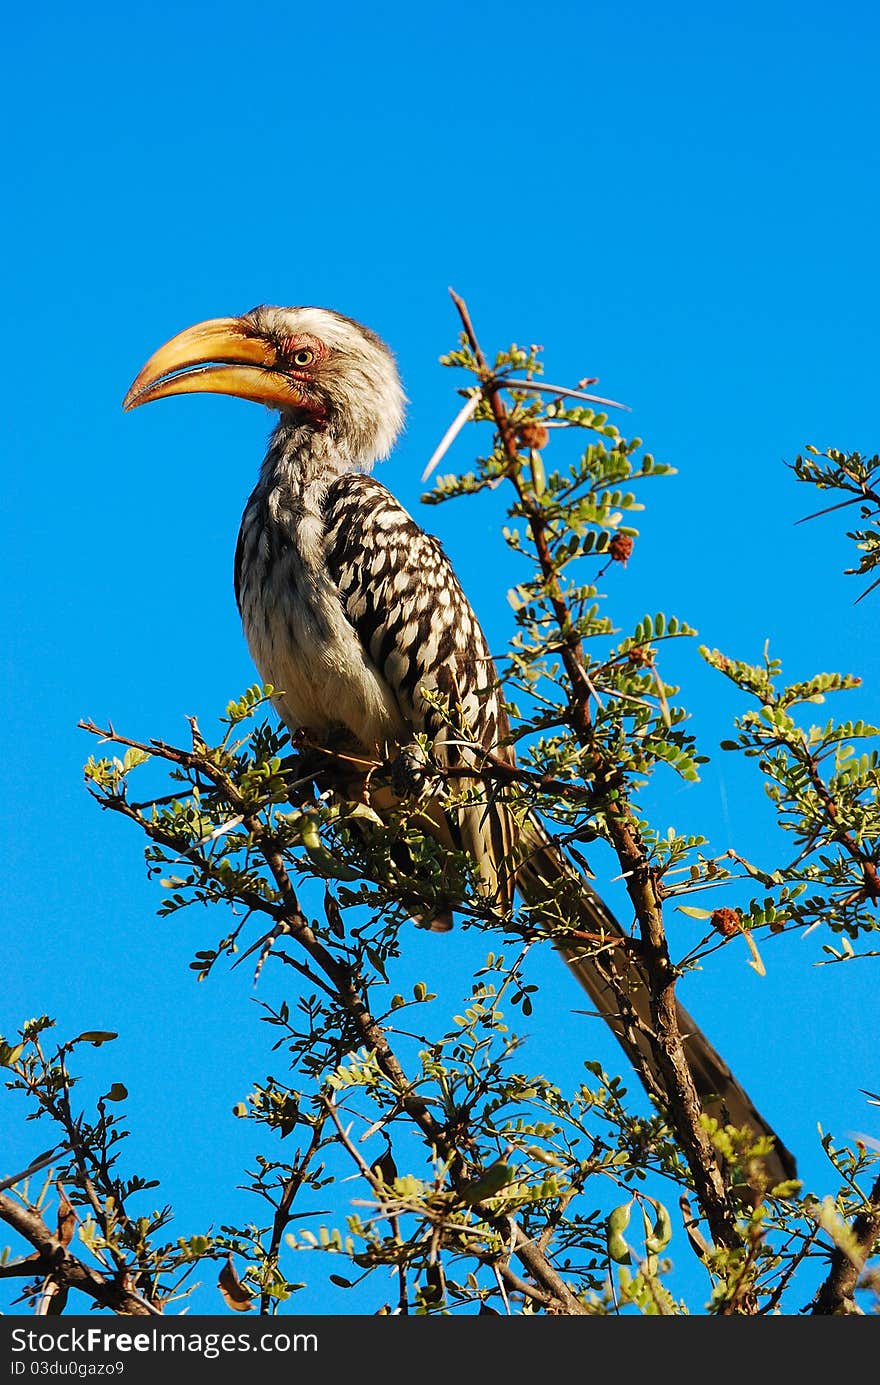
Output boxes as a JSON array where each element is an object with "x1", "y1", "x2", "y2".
[{"x1": 234, "y1": 491, "x2": 406, "y2": 751}]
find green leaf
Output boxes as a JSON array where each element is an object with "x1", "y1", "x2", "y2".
[
  {"x1": 0, "y1": 1042, "x2": 25, "y2": 1068},
  {"x1": 71, "y1": 1031, "x2": 118, "y2": 1047},
  {"x1": 121, "y1": 747, "x2": 151, "y2": 772}
]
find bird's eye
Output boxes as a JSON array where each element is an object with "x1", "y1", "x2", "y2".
[{"x1": 292, "y1": 348, "x2": 315, "y2": 367}]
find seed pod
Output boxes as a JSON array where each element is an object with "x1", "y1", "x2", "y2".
[
  {"x1": 606, "y1": 1199, "x2": 633, "y2": 1264},
  {"x1": 218, "y1": 1254, "x2": 254, "y2": 1312},
  {"x1": 461, "y1": 1158, "x2": 512, "y2": 1205},
  {"x1": 299, "y1": 816, "x2": 322, "y2": 851},
  {"x1": 529, "y1": 451, "x2": 546, "y2": 496},
  {"x1": 645, "y1": 1201, "x2": 672, "y2": 1253}
]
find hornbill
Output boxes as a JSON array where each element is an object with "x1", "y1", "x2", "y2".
[{"x1": 123, "y1": 304, "x2": 796, "y2": 1189}]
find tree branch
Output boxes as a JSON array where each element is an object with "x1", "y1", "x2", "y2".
[
  {"x1": 811, "y1": 1173, "x2": 880, "y2": 1314},
  {"x1": 0, "y1": 1193, "x2": 160, "y2": 1315}
]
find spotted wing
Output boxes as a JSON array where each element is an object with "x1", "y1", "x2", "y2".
[{"x1": 323, "y1": 472, "x2": 515, "y2": 908}]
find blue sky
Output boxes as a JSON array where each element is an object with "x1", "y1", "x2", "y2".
[{"x1": 2, "y1": 0, "x2": 879, "y2": 1315}]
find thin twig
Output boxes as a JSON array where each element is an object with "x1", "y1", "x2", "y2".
[
  {"x1": 499, "y1": 377, "x2": 631, "y2": 413},
  {"x1": 421, "y1": 391, "x2": 481, "y2": 481},
  {"x1": 260, "y1": 1117, "x2": 327, "y2": 1316},
  {"x1": 0, "y1": 1147, "x2": 67, "y2": 1195},
  {"x1": 795, "y1": 494, "x2": 866, "y2": 524},
  {"x1": 321, "y1": 1097, "x2": 387, "y2": 1193}
]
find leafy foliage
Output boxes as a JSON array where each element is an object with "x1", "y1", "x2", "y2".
[{"x1": 791, "y1": 446, "x2": 880, "y2": 601}]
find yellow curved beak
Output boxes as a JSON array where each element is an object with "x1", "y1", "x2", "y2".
[{"x1": 122, "y1": 316, "x2": 306, "y2": 413}]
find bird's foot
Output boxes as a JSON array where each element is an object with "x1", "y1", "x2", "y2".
[{"x1": 387, "y1": 744, "x2": 442, "y2": 801}]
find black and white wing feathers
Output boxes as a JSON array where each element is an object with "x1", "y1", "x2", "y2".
[{"x1": 323, "y1": 472, "x2": 516, "y2": 908}]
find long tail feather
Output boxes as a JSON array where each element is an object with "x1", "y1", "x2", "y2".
[{"x1": 515, "y1": 814, "x2": 797, "y2": 1189}]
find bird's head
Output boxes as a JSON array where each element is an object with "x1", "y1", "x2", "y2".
[{"x1": 123, "y1": 305, "x2": 406, "y2": 467}]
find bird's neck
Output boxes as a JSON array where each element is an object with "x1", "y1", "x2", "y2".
[{"x1": 257, "y1": 417, "x2": 373, "y2": 507}]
